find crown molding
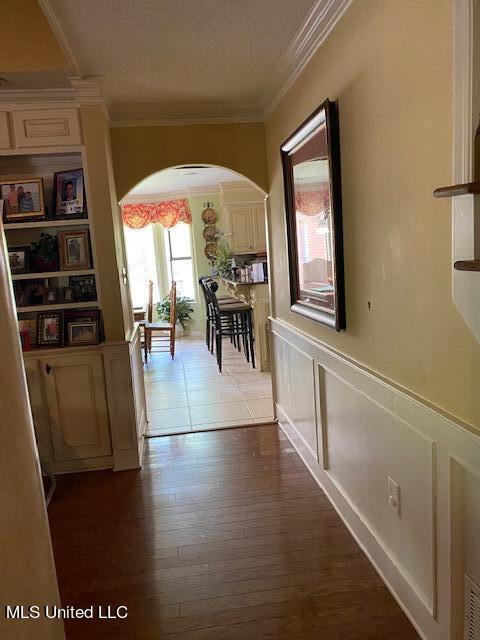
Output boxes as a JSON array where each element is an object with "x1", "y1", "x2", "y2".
[
  {"x1": 38, "y1": 0, "x2": 82, "y2": 75},
  {"x1": 261, "y1": 0, "x2": 353, "y2": 118},
  {"x1": 110, "y1": 112, "x2": 263, "y2": 127}
]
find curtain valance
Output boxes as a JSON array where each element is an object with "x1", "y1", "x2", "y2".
[
  {"x1": 122, "y1": 199, "x2": 192, "y2": 229},
  {"x1": 295, "y1": 190, "x2": 330, "y2": 217}
]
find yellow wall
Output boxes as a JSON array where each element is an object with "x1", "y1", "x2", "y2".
[
  {"x1": 110, "y1": 123, "x2": 268, "y2": 199},
  {"x1": 0, "y1": 0, "x2": 69, "y2": 72},
  {"x1": 266, "y1": 0, "x2": 480, "y2": 428}
]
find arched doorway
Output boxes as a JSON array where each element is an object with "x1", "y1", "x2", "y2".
[{"x1": 120, "y1": 164, "x2": 274, "y2": 436}]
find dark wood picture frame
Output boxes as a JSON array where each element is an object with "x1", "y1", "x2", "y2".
[
  {"x1": 58, "y1": 228, "x2": 91, "y2": 271},
  {"x1": 1, "y1": 177, "x2": 46, "y2": 223},
  {"x1": 52, "y1": 168, "x2": 88, "y2": 219},
  {"x1": 280, "y1": 99, "x2": 345, "y2": 331},
  {"x1": 8, "y1": 246, "x2": 29, "y2": 274},
  {"x1": 37, "y1": 311, "x2": 64, "y2": 347}
]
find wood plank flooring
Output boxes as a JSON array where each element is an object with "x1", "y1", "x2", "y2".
[{"x1": 48, "y1": 425, "x2": 419, "y2": 639}]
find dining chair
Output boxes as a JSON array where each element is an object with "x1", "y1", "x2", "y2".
[{"x1": 144, "y1": 281, "x2": 176, "y2": 362}]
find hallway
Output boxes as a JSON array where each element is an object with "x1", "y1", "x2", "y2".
[
  {"x1": 48, "y1": 425, "x2": 418, "y2": 639},
  {"x1": 144, "y1": 337, "x2": 274, "y2": 436}
]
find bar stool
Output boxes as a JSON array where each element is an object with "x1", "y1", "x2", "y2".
[
  {"x1": 199, "y1": 277, "x2": 238, "y2": 352},
  {"x1": 205, "y1": 280, "x2": 255, "y2": 372}
]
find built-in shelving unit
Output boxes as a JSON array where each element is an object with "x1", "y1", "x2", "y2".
[
  {"x1": 5, "y1": 217, "x2": 89, "y2": 230},
  {"x1": 12, "y1": 268, "x2": 95, "y2": 281}
]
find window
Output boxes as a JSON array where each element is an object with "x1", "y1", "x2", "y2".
[
  {"x1": 124, "y1": 225, "x2": 159, "y2": 308},
  {"x1": 163, "y1": 223, "x2": 195, "y2": 300}
]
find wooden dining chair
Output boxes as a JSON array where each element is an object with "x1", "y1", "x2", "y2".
[{"x1": 144, "y1": 281, "x2": 176, "y2": 362}]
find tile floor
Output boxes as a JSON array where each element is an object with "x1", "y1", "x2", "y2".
[{"x1": 144, "y1": 336, "x2": 274, "y2": 436}]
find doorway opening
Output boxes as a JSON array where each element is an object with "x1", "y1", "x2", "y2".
[{"x1": 121, "y1": 164, "x2": 274, "y2": 436}]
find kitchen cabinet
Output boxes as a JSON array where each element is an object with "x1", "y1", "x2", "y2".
[
  {"x1": 11, "y1": 108, "x2": 82, "y2": 148},
  {"x1": 229, "y1": 204, "x2": 266, "y2": 253}
]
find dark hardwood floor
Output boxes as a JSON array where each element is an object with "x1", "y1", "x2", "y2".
[{"x1": 48, "y1": 425, "x2": 418, "y2": 639}]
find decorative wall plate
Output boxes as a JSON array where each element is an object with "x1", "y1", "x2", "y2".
[
  {"x1": 201, "y1": 207, "x2": 216, "y2": 224},
  {"x1": 203, "y1": 225, "x2": 217, "y2": 241},
  {"x1": 204, "y1": 242, "x2": 218, "y2": 259}
]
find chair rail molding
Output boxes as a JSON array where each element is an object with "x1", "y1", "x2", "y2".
[{"x1": 451, "y1": 0, "x2": 480, "y2": 342}]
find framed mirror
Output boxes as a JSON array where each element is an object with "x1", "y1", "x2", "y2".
[{"x1": 281, "y1": 99, "x2": 345, "y2": 330}]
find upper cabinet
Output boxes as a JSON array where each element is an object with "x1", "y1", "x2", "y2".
[
  {"x1": 229, "y1": 203, "x2": 266, "y2": 253},
  {"x1": 0, "y1": 112, "x2": 11, "y2": 149},
  {"x1": 11, "y1": 108, "x2": 82, "y2": 148}
]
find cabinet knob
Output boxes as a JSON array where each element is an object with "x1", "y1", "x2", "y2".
[{"x1": 45, "y1": 363, "x2": 52, "y2": 375}]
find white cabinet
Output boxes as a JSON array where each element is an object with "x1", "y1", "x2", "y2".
[
  {"x1": 11, "y1": 108, "x2": 82, "y2": 148},
  {"x1": 229, "y1": 203, "x2": 266, "y2": 253},
  {"x1": 24, "y1": 350, "x2": 113, "y2": 472},
  {"x1": 42, "y1": 352, "x2": 112, "y2": 462}
]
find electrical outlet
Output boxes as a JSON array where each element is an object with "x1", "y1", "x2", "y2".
[{"x1": 387, "y1": 477, "x2": 401, "y2": 517}]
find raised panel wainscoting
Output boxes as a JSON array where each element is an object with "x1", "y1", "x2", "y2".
[{"x1": 270, "y1": 318, "x2": 480, "y2": 640}]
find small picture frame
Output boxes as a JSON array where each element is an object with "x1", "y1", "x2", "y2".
[
  {"x1": 58, "y1": 229, "x2": 90, "y2": 271},
  {"x1": 52, "y1": 169, "x2": 87, "y2": 218},
  {"x1": 63, "y1": 286, "x2": 74, "y2": 303},
  {"x1": 18, "y1": 319, "x2": 37, "y2": 346},
  {"x1": 69, "y1": 274, "x2": 97, "y2": 301},
  {"x1": 1, "y1": 178, "x2": 45, "y2": 222},
  {"x1": 19, "y1": 330, "x2": 31, "y2": 352},
  {"x1": 37, "y1": 312, "x2": 64, "y2": 347},
  {"x1": 43, "y1": 288, "x2": 59, "y2": 305},
  {"x1": 67, "y1": 320, "x2": 98, "y2": 346},
  {"x1": 8, "y1": 246, "x2": 29, "y2": 274}
]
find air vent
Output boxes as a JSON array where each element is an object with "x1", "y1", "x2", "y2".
[{"x1": 464, "y1": 575, "x2": 480, "y2": 640}]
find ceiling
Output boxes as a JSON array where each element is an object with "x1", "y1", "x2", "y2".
[
  {"x1": 40, "y1": 0, "x2": 320, "y2": 122},
  {"x1": 122, "y1": 165, "x2": 259, "y2": 201}
]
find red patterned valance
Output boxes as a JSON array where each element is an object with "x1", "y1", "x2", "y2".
[
  {"x1": 122, "y1": 199, "x2": 192, "y2": 229},
  {"x1": 295, "y1": 190, "x2": 330, "y2": 217}
]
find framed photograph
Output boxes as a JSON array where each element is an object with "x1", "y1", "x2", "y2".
[
  {"x1": 69, "y1": 274, "x2": 97, "y2": 301},
  {"x1": 58, "y1": 229, "x2": 90, "y2": 271},
  {"x1": 52, "y1": 168, "x2": 87, "y2": 218},
  {"x1": 1, "y1": 178, "x2": 45, "y2": 222},
  {"x1": 43, "y1": 288, "x2": 59, "y2": 305},
  {"x1": 37, "y1": 312, "x2": 64, "y2": 347},
  {"x1": 281, "y1": 99, "x2": 345, "y2": 330},
  {"x1": 67, "y1": 320, "x2": 98, "y2": 346},
  {"x1": 18, "y1": 319, "x2": 37, "y2": 346},
  {"x1": 19, "y1": 330, "x2": 31, "y2": 352},
  {"x1": 63, "y1": 286, "x2": 74, "y2": 303},
  {"x1": 8, "y1": 246, "x2": 29, "y2": 274}
]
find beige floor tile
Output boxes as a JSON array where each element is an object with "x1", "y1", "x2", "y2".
[
  {"x1": 146, "y1": 392, "x2": 188, "y2": 410},
  {"x1": 182, "y1": 364, "x2": 221, "y2": 377},
  {"x1": 185, "y1": 375, "x2": 235, "y2": 390},
  {"x1": 187, "y1": 387, "x2": 243, "y2": 406},
  {"x1": 229, "y1": 372, "x2": 272, "y2": 385},
  {"x1": 253, "y1": 417, "x2": 275, "y2": 424},
  {"x1": 145, "y1": 379, "x2": 186, "y2": 395},
  {"x1": 147, "y1": 406, "x2": 191, "y2": 429},
  {"x1": 245, "y1": 397, "x2": 275, "y2": 419},
  {"x1": 237, "y1": 382, "x2": 273, "y2": 400},
  {"x1": 189, "y1": 401, "x2": 251, "y2": 425},
  {"x1": 144, "y1": 369, "x2": 184, "y2": 382},
  {"x1": 147, "y1": 426, "x2": 191, "y2": 436}
]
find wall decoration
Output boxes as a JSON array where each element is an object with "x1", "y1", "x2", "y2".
[
  {"x1": 281, "y1": 98, "x2": 345, "y2": 330},
  {"x1": 52, "y1": 168, "x2": 87, "y2": 218},
  {"x1": 68, "y1": 274, "x2": 97, "y2": 301},
  {"x1": 204, "y1": 242, "x2": 218, "y2": 260},
  {"x1": 58, "y1": 229, "x2": 90, "y2": 271},
  {"x1": 201, "y1": 203, "x2": 218, "y2": 265},
  {"x1": 203, "y1": 225, "x2": 217, "y2": 241},
  {"x1": 37, "y1": 311, "x2": 64, "y2": 347},
  {"x1": 201, "y1": 206, "x2": 216, "y2": 224},
  {"x1": 1, "y1": 178, "x2": 45, "y2": 222},
  {"x1": 8, "y1": 246, "x2": 29, "y2": 274},
  {"x1": 67, "y1": 320, "x2": 99, "y2": 346}
]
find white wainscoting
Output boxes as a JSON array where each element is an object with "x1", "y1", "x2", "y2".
[{"x1": 270, "y1": 318, "x2": 480, "y2": 640}]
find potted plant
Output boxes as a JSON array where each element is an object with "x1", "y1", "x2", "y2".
[
  {"x1": 157, "y1": 294, "x2": 194, "y2": 334},
  {"x1": 213, "y1": 241, "x2": 232, "y2": 277},
  {"x1": 30, "y1": 233, "x2": 59, "y2": 272}
]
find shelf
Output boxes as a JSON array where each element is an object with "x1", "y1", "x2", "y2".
[
  {"x1": 22, "y1": 342, "x2": 104, "y2": 358},
  {"x1": 3, "y1": 218, "x2": 89, "y2": 230},
  {"x1": 454, "y1": 260, "x2": 480, "y2": 271},
  {"x1": 433, "y1": 182, "x2": 480, "y2": 198},
  {"x1": 12, "y1": 268, "x2": 95, "y2": 281},
  {"x1": 17, "y1": 301, "x2": 99, "y2": 313}
]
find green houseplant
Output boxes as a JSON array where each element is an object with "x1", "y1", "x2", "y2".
[
  {"x1": 157, "y1": 294, "x2": 194, "y2": 330},
  {"x1": 30, "y1": 233, "x2": 59, "y2": 272},
  {"x1": 213, "y1": 241, "x2": 232, "y2": 277}
]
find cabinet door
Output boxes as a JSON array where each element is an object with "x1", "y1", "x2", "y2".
[
  {"x1": 0, "y1": 112, "x2": 11, "y2": 149},
  {"x1": 252, "y1": 204, "x2": 267, "y2": 252},
  {"x1": 230, "y1": 206, "x2": 255, "y2": 253},
  {"x1": 24, "y1": 358, "x2": 53, "y2": 465},
  {"x1": 42, "y1": 353, "x2": 112, "y2": 462},
  {"x1": 12, "y1": 108, "x2": 82, "y2": 148}
]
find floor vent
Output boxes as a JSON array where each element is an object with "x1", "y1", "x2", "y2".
[{"x1": 465, "y1": 575, "x2": 480, "y2": 640}]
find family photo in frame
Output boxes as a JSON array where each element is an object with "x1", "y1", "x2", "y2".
[
  {"x1": 1, "y1": 178, "x2": 45, "y2": 222},
  {"x1": 52, "y1": 168, "x2": 87, "y2": 218}
]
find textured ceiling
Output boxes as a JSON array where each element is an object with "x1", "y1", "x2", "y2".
[
  {"x1": 45, "y1": 0, "x2": 316, "y2": 120},
  {"x1": 124, "y1": 166, "x2": 254, "y2": 199}
]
